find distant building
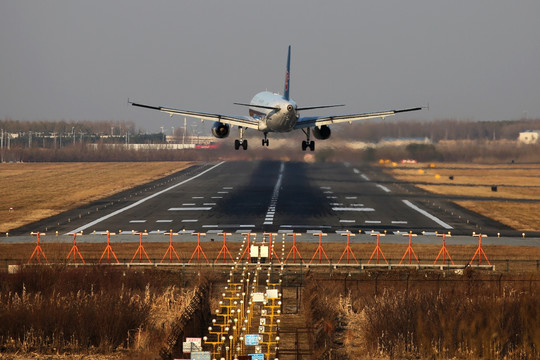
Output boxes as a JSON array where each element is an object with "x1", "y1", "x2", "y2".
[
  {"x1": 518, "y1": 130, "x2": 540, "y2": 144},
  {"x1": 378, "y1": 137, "x2": 432, "y2": 147}
]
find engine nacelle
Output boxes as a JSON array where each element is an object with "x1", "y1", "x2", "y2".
[
  {"x1": 312, "y1": 125, "x2": 331, "y2": 140},
  {"x1": 211, "y1": 122, "x2": 230, "y2": 138}
]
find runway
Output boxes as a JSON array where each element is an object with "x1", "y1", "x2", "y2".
[{"x1": 12, "y1": 160, "x2": 519, "y2": 238}]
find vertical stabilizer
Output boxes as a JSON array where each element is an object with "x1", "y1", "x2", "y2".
[{"x1": 284, "y1": 46, "x2": 291, "y2": 100}]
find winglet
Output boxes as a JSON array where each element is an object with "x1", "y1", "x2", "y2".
[{"x1": 284, "y1": 45, "x2": 291, "y2": 101}]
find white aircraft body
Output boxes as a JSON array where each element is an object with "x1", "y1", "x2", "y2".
[{"x1": 131, "y1": 46, "x2": 422, "y2": 151}]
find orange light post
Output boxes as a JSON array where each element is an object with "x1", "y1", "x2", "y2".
[
  {"x1": 131, "y1": 232, "x2": 151, "y2": 263},
  {"x1": 66, "y1": 232, "x2": 85, "y2": 264},
  {"x1": 469, "y1": 234, "x2": 491, "y2": 265},
  {"x1": 285, "y1": 233, "x2": 304, "y2": 264},
  {"x1": 270, "y1": 232, "x2": 282, "y2": 264},
  {"x1": 188, "y1": 232, "x2": 209, "y2": 264},
  {"x1": 265, "y1": 232, "x2": 282, "y2": 264},
  {"x1": 434, "y1": 233, "x2": 454, "y2": 265},
  {"x1": 399, "y1": 232, "x2": 419, "y2": 265},
  {"x1": 99, "y1": 231, "x2": 119, "y2": 264},
  {"x1": 338, "y1": 231, "x2": 358, "y2": 264},
  {"x1": 368, "y1": 233, "x2": 388, "y2": 264},
  {"x1": 215, "y1": 232, "x2": 234, "y2": 263},
  {"x1": 161, "y1": 231, "x2": 181, "y2": 263},
  {"x1": 239, "y1": 232, "x2": 255, "y2": 262},
  {"x1": 309, "y1": 233, "x2": 329, "y2": 265},
  {"x1": 28, "y1": 232, "x2": 49, "y2": 264}
]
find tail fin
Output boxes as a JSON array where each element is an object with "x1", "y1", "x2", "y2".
[{"x1": 284, "y1": 45, "x2": 291, "y2": 100}]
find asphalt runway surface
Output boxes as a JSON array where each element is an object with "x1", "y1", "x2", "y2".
[{"x1": 11, "y1": 160, "x2": 538, "y2": 245}]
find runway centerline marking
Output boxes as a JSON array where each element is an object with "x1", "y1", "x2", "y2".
[
  {"x1": 402, "y1": 199, "x2": 453, "y2": 229},
  {"x1": 263, "y1": 162, "x2": 285, "y2": 225},
  {"x1": 67, "y1": 162, "x2": 225, "y2": 234}
]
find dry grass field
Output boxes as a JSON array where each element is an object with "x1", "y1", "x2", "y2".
[
  {"x1": 385, "y1": 162, "x2": 540, "y2": 231},
  {"x1": 0, "y1": 162, "x2": 193, "y2": 233}
]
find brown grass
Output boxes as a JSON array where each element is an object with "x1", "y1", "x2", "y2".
[
  {"x1": 0, "y1": 162, "x2": 193, "y2": 233},
  {"x1": 385, "y1": 162, "x2": 540, "y2": 231},
  {"x1": 0, "y1": 266, "x2": 200, "y2": 357},
  {"x1": 305, "y1": 271, "x2": 540, "y2": 360}
]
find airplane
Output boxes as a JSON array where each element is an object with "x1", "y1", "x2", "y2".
[{"x1": 130, "y1": 46, "x2": 423, "y2": 151}]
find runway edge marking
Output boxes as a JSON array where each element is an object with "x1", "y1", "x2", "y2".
[
  {"x1": 402, "y1": 199, "x2": 453, "y2": 230},
  {"x1": 67, "y1": 162, "x2": 226, "y2": 234}
]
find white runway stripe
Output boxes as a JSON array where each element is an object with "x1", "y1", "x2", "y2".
[
  {"x1": 402, "y1": 200, "x2": 453, "y2": 229},
  {"x1": 67, "y1": 162, "x2": 225, "y2": 234},
  {"x1": 332, "y1": 207, "x2": 375, "y2": 211},
  {"x1": 168, "y1": 207, "x2": 212, "y2": 211},
  {"x1": 376, "y1": 184, "x2": 391, "y2": 192},
  {"x1": 263, "y1": 162, "x2": 285, "y2": 225}
]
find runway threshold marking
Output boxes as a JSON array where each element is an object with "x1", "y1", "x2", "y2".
[
  {"x1": 67, "y1": 162, "x2": 226, "y2": 234},
  {"x1": 402, "y1": 200, "x2": 453, "y2": 230}
]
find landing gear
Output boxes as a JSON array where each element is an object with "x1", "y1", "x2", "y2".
[
  {"x1": 301, "y1": 128, "x2": 315, "y2": 151},
  {"x1": 301, "y1": 140, "x2": 315, "y2": 151},
  {"x1": 262, "y1": 132, "x2": 269, "y2": 147},
  {"x1": 235, "y1": 127, "x2": 248, "y2": 150},
  {"x1": 235, "y1": 139, "x2": 248, "y2": 150}
]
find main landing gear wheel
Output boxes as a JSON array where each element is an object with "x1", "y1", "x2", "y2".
[
  {"x1": 235, "y1": 126, "x2": 248, "y2": 150},
  {"x1": 235, "y1": 139, "x2": 248, "y2": 150},
  {"x1": 302, "y1": 140, "x2": 315, "y2": 151}
]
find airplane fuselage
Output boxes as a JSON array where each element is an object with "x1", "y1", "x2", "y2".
[{"x1": 249, "y1": 91, "x2": 298, "y2": 132}]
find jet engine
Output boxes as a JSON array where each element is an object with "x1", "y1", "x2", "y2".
[
  {"x1": 312, "y1": 125, "x2": 331, "y2": 140},
  {"x1": 211, "y1": 122, "x2": 230, "y2": 138}
]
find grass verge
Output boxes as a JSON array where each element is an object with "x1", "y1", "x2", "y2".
[
  {"x1": 0, "y1": 162, "x2": 193, "y2": 233},
  {"x1": 385, "y1": 162, "x2": 540, "y2": 231}
]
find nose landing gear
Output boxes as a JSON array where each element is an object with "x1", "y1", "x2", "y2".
[
  {"x1": 301, "y1": 128, "x2": 315, "y2": 151},
  {"x1": 262, "y1": 132, "x2": 269, "y2": 147}
]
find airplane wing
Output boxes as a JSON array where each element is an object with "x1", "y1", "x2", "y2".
[
  {"x1": 293, "y1": 107, "x2": 423, "y2": 129},
  {"x1": 130, "y1": 101, "x2": 260, "y2": 130}
]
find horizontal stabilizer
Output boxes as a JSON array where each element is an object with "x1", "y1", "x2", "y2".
[
  {"x1": 233, "y1": 102, "x2": 281, "y2": 111},
  {"x1": 297, "y1": 104, "x2": 345, "y2": 111}
]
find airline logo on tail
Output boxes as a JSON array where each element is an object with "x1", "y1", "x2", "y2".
[{"x1": 283, "y1": 45, "x2": 291, "y2": 100}]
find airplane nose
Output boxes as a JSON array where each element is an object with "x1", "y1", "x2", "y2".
[{"x1": 287, "y1": 105, "x2": 293, "y2": 112}]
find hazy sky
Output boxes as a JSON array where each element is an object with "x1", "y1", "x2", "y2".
[{"x1": 1, "y1": 1, "x2": 539, "y2": 132}]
